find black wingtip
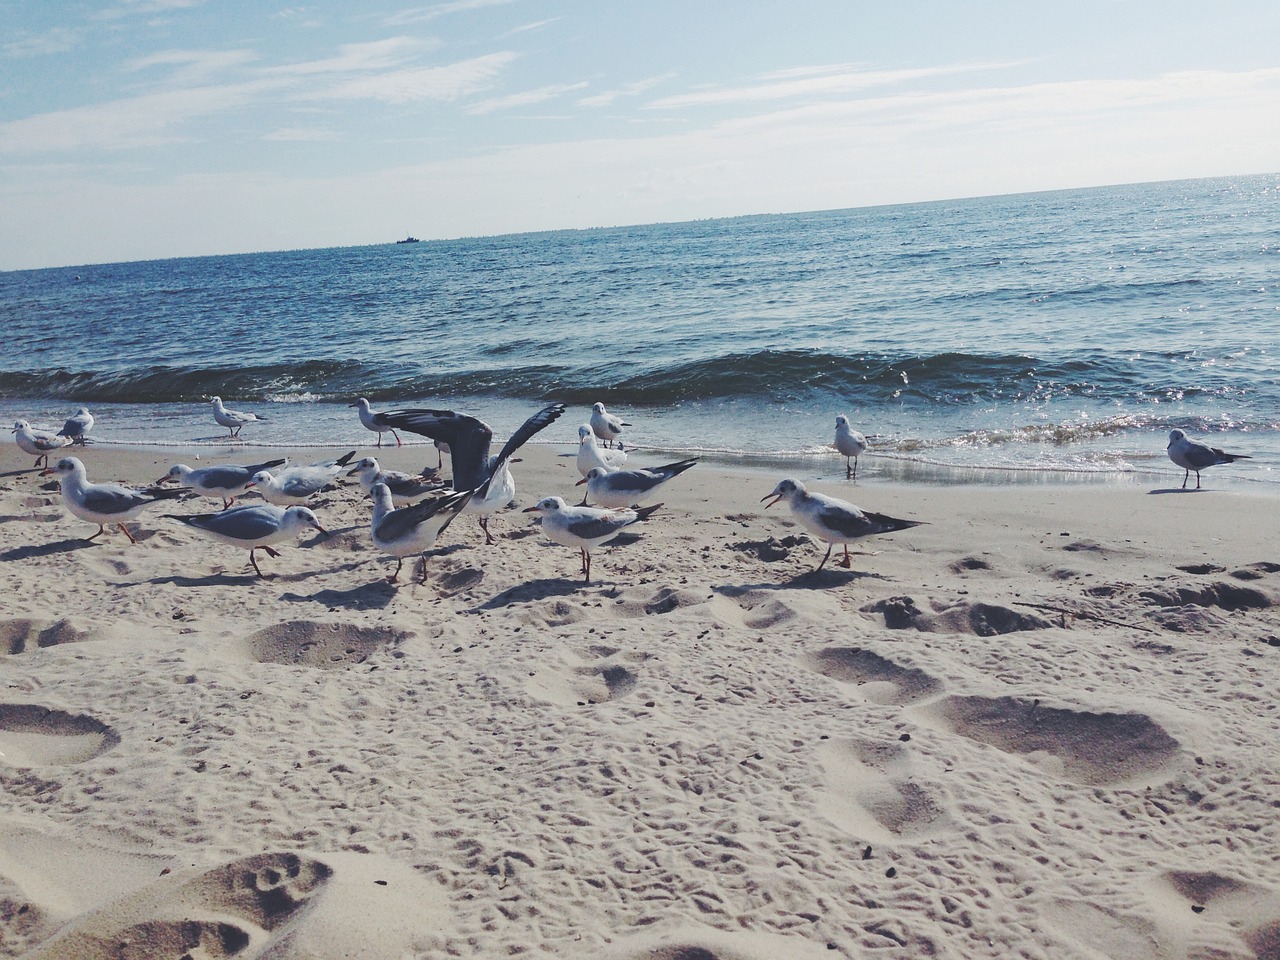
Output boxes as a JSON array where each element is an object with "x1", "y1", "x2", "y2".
[
  {"x1": 335, "y1": 450, "x2": 358, "y2": 467},
  {"x1": 633, "y1": 502, "x2": 663, "y2": 522},
  {"x1": 865, "y1": 512, "x2": 926, "y2": 534}
]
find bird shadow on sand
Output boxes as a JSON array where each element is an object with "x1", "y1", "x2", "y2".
[
  {"x1": 279, "y1": 582, "x2": 395, "y2": 611},
  {"x1": 471, "y1": 578, "x2": 586, "y2": 611},
  {"x1": 717, "y1": 567, "x2": 887, "y2": 593},
  {"x1": 147, "y1": 572, "x2": 268, "y2": 588},
  {"x1": 1148, "y1": 487, "x2": 1208, "y2": 495},
  {"x1": 0, "y1": 538, "x2": 99, "y2": 562},
  {"x1": 0, "y1": 467, "x2": 42, "y2": 479}
]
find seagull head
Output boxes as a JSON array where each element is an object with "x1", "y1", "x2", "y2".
[
  {"x1": 370, "y1": 481, "x2": 395, "y2": 510},
  {"x1": 48, "y1": 457, "x2": 85, "y2": 480},
  {"x1": 592, "y1": 402, "x2": 606, "y2": 414},
  {"x1": 1167, "y1": 429, "x2": 1186, "y2": 447},
  {"x1": 576, "y1": 467, "x2": 608, "y2": 487},
  {"x1": 523, "y1": 496, "x2": 566, "y2": 516},
  {"x1": 12, "y1": 420, "x2": 27, "y2": 434},
  {"x1": 346, "y1": 457, "x2": 379, "y2": 478},
  {"x1": 156, "y1": 464, "x2": 189, "y2": 484},
  {"x1": 835, "y1": 414, "x2": 849, "y2": 427},
  {"x1": 761, "y1": 478, "x2": 804, "y2": 508},
  {"x1": 247, "y1": 470, "x2": 273, "y2": 488},
  {"x1": 578, "y1": 424, "x2": 593, "y2": 441},
  {"x1": 209, "y1": 396, "x2": 222, "y2": 406},
  {"x1": 284, "y1": 506, "x2": 328, "y2": 538},
  {"x1": 349, "y1": 397, "x2": 370, "y2": 410}
]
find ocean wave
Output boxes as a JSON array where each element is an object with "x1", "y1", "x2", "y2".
[{"x1": 0, "y1": 348, "x2": 1269, "y2": 409}]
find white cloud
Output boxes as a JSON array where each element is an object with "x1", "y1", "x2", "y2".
[
  {"x1": 382, "y1": 0, "x2": 520, "y2": 27},
  {"x1": 467, "y1": 81, "x2": 588, "y2": 115},
  {"x1": 3, "y1": 27, "x2": 81, "y2": 58},
  {"x1": 646, "y1": 61, "x2": 1022, "y2": 110},
  {"x1": 578, "y1": 73, "x2": 677, "y2": 109},
  {"x1": 262, "y1": 126, "x2": 339, "y2": 142},
  {"x1": 125, "y1": 48, "x2": 259, "y2": 84},
  {"x1": 265, "y1": 37, "x2": 424, "y2": 76},
  {"x1": 322, "y1": 51, "x2": 518, "y2": 103},
  {"x1": 0, "y1": 81, "x2": 278, "y2": 153}
]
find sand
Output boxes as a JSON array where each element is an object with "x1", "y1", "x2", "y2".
[{"x1": 2, "y1": 437, "x2": 1279, "y2": 959}]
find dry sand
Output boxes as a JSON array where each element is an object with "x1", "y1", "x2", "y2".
[{"x1": 1, "y1": 437, "x2": 1279, "y2": 959}]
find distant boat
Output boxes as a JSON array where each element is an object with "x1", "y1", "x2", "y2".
[{"x1": 395, "y1": 235, "x2": 420, "y2": 244}]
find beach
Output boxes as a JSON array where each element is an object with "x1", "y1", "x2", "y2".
[{"x1": 2, "y1": 437, "x2": 1278, "y2": 959}]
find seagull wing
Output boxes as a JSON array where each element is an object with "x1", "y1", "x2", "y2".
[
  {"x1": 81, "y1": 484, "x2": 151, "y2": 515},
  {"x1": 375, "y1": 489, "x2": 473, "y2": 543},
  {"x1": 376, "y1": 409, "x2": 493, "y2": 490}
]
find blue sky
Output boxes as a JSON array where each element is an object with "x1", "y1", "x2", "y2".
[{"x1": 2, "y1": 0, "x2": 1278, "y2": 270}]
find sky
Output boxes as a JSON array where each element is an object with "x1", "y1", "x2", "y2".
[{"x1": 2, "y1": 0, "x2": 1279, "y2": 270}]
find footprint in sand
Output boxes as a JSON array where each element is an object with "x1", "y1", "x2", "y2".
[
  {"x1": 244, "y1": 620, "x2": 412, "y2": 669},
  {"x1": 600, "y1": 926, "x2": 835, "y2": 960},
  {"x1": 915, "y1": 694, "x2": 1181, "y2": 786},
  {"x1": 0, "y1": 618, "x2": 93, "y2": 655},
  {"x1": 1039, "y1": 898, "x2": 1164, "y2": 959},
  {"x1": 1148, "y1": 870, "x2": 1280, "y2": 960},
  {"x1": 817, "y1": 737, "x2": 952, "y2": 843},
  {"x1": 525, "y1": 644, "x2": 648, "y2": 707},
  {"x1": 802, "y1": 646, "x2": 941, "y2": 706},
  {"x1": 21, "y1": 849, "x2": 448, "y2": 960},
  {"x1": 861, "y1": 595, "x2": 1053, "y2": 636},
  {"x1": 0, "y1": 704, "x2": 120, "y2": 766},
  {"x1": 802, "y1": 647, "x2": 952, "y2": 842},
  {"x1": 23, "y1": 852, "x2": 326, "y2": 959}
]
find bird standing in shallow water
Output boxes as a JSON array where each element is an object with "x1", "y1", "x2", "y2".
[
  {"x1": 762, "y1": 478, "x2": 923, "y2": 571},
  {"x1": 590, "y1": 402, "x2": 630, "y2": 449},
  {"x1": 57, "y1": 407, "x2": 94, "y2": 446},
  {"x1": 351, "y1": 398, "x2": 402, "y2": 448},
  {"x1": 210, "y1": 396, "x2": 266, "y2": 438},
  {"x1": 1166, "y1": 429, "x2": 1251, "y2": 490},
  {"x1": 834, "y1": 415, "x2": 868, "y2": 480}
]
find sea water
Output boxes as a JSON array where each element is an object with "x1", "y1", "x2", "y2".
[{"x1": 3, "y1": 174, "x2": 1278, "y2": 489}]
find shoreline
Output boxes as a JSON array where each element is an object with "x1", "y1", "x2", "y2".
[{"x1": 3, "y1": 439, "x2": 1280, "y2": 958}]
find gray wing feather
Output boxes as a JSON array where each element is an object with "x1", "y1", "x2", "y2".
[
  {"x1": 82, "y1": 486, "x2": 148, "y2": 514},
  {"x1": 566, "y1": 514, "x2": 632, "y2": 540}
]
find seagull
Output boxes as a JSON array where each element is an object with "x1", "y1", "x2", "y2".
[
  {"x1": 346, "y1": 456, "x2": 443, "y2": 506},
  {"x1": 12, "y1": 420, "x2": 71, "y2": 468},
  {"x1": 463, "y1": 455, "x2": 518, "y2": 544},
  {"x1": 576, "y1": 424, "x2": 627, "y2": 477},
  {"x1": 523, "y1": 496, "x2": 662, "y2": 584},
  {"x1": 1167, "y1": 428, "x2": 1252, "y2": 489},
  {"x1": 46, "y1": 456, "x2": 187, "y2": 543},
  {"x1": 590, "y1": 402, "x2": 630, "y2": 449},
  {"x1": 350, "y1": 398, "x2": 402, "y2": 448},
  {"x1": 247, "y1": 451, "x2": 356, "y2": 506},
  {"x1": 157, "y1": 458, "x2": 289, "y2": 509},
  {"x1": 369, "y1": 483, "x2": 473, "y2": 583},
  {"x1": 834, "y1": 415, "x2": 868, "y2": 480},
  {"x1": 376, "y1": 402, "x2": 565, "y2": 496},
  {"x1": 577, "y1": 458, "x2": 698, "y2": 509},
  {"x1": 167, "y1": 503, "x2": 328, "y2": 577},
  {"x1": 761, "y1": 478, "x2": 923, "y2": 571},
  {"x1": 57, "y1": 407, "x2": 94, "y2": 445},
  {"x1": 210, "y1": 396, "x2": 266, "y2": 438}
]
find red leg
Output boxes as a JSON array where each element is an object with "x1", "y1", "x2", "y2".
[{"x1": 118, "y1": 523, "x2": 138, "y2": 544}]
